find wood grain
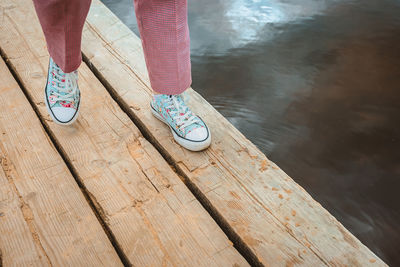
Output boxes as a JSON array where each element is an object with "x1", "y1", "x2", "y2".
[
  {"x1": 0, "y1": 53, "x2": 122, "y2": 266},
  {"x1": 80, "y1": 0, "x2": 386, "y2": 266},
  {"x1": 0, "y1": 1, "x2": 248, "y2": 266}
]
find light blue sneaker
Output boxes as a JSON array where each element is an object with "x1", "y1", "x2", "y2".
[
  {"x1": 150, "y1": 94, "x2": 211, "y2": 151},
  {"x1": 44, "y1": 58, "x2": 80, "y2": 125}
]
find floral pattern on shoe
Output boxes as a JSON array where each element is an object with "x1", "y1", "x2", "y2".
[
  {"x1": 46, "y1": 57, "x2": 80, "y2": 110},
  {"x1": 45, "y1": 57, "x2": 80, "y2": 124},
  {"x1": 150, "y1": 94, "x2": 208, "y2": 140}
]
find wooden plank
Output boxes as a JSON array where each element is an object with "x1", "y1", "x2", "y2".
[
  {"x1": 0, "y1": 1, "x2": 248, "y2": 266},
  {"x1": 81, "y1": 1, "x2": 386, "y2": 266},
  {"x1": 0, "y1": 53, "x2": 122, "y2": 266},
  {"x1": 0, "y1": 157, "x2": 48, "y2": 266}
]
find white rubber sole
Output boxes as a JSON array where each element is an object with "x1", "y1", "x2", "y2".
[
  {"x1": 44, "y1": 91, "x2": 80, "y2": 126},
  {"x1": 151, "y1": 105, "x2": 211, "y2": 152}
]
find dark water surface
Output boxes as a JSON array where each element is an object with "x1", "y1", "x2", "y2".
[{"x1": 101, "y1": 0, "x2": 400, "y2": 264}]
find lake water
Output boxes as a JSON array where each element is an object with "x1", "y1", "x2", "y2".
[{"x1": 101, "y1": 0, "x2": 400, "y2": 264}]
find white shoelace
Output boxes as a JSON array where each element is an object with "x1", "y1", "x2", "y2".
[
  {"x1": 164, "y1": 95, "x2": 199, "y2": 132},
  {"x1": 51, "y1": 64, "x2": 78, "y2": 102}
]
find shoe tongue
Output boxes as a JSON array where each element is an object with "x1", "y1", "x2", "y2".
[
  {"x1": 52, "y1": 65, "x2": 66, "y2": 89},
  {"x1": 56, "y1": 80, "x2": 68, "y2": 94},
  {"x1": 173, "y1": 95, "x2": 187, "y2": 113},
  {"x1": 54, "y1": 76, "x2": 75, "y2": 104}
]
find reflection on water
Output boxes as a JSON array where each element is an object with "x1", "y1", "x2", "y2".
[{"x1": 102, "y1": 0, "x2": 400, "y2": 264}]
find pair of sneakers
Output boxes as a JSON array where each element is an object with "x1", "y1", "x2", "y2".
[{"x1": 44, "y1": 58, "x2": 211, "y2": 151}]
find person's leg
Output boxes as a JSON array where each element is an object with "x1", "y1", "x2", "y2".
[
  {"x1": 32, "y1": 0, "x2": 91, "y2": 73},
  {"x1": 133, "y1": 0, "x2": 191, "y2": 95},
  {"x1": 133, "y1": 0, "x2": 211, "y2": 151},
  {"x1": 32, "y1": 0, "x2": 91, "y2": 125}
]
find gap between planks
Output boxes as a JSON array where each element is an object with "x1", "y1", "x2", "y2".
[
  {"x1": 0, "y1": 4, "x2": 249, "y2": 264},
  {"x1": 81, "y1": 1, "x2": 386, "y2": 265},
  {"x1": 83, "y1": 53, "x2": 265, "y2": 267},
  {"x1": 0, "y1": 0, "x2": 385, "y2": 265},
  {"x1": 0, "y1": 46, "x2": 131, "y2": 267}
]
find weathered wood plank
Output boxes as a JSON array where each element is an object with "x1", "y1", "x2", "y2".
[
  {"x1": 0, "y1": 1, "x2": 248, "y2": 266},
  {"x1": 0, "y1": 53, "x2": 122, "y2": 266},
  {"x1": 0, "y1": 157, "x2": 48, "y2": 266},
  {"x1": 81, "y1": 1, "x2": 386, "y2": 266}
]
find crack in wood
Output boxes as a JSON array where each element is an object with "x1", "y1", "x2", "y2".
[
  {"x1": 126, "y1": 139, "x2": 160, "y2": 194},
  {"x1": 0, "y1": 47, "x2": 130, "y2": 267},
  {"x1": 0, "y1": 156, "x2": 52, "y2": 266},
  {"x1": 81, "y1": 51, "x2": 263, "y2": 267},
  {"x1": 209, "y1": 152, "x2": 330, "y2": 265}
]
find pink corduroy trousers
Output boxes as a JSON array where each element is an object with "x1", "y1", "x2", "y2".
[{"x1": 32, "y1": 0, "x2": 192, "y2": 95}]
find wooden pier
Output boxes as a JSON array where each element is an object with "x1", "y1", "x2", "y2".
[{"x1": 0, "y1": 0, "x2": 386, "y2": 266}]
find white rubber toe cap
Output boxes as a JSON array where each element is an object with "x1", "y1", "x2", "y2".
[
  {"x1": 186, "y1": 127, "x2": 209, "y2": 142},
  {"x1": 51, "y1": 107, "x2": 78, "y2": 124}
]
